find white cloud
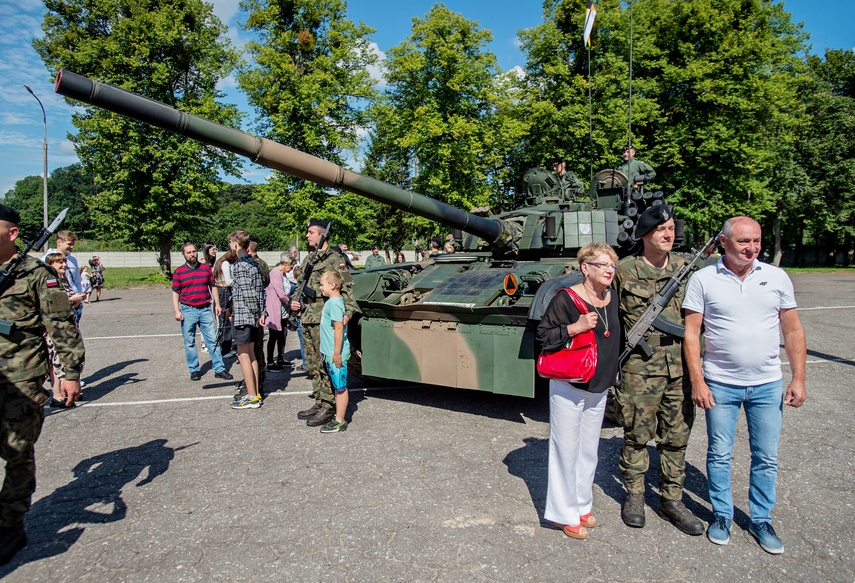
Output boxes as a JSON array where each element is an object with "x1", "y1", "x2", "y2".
[{"x1": 366, "y1": 41, "x2": 388, "y2": 88}]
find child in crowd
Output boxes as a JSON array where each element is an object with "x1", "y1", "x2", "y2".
[
  {"x1": 44, "y1": 253, "x2": 85, "y2": 408},
  {"x1": 318, "y1": 271, "x2": 350, "y2": 433},
  {"x1": 80, "y1": 265, "x2": 93, "y2": 303}
]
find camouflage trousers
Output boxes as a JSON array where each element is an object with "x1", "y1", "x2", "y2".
[
  {"x1": 0, "y1": 376, "x2": 47, "y2": 528},
  {"x1": 302, "y1": 324, "x2": 334, "y2": 411},
  {"x1": 615, "y1": 372, "x2": 695, "y2": 500}
]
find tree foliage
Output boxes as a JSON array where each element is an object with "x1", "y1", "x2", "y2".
[
  {"x1": 237, "y1": 0, "x2": 379, "y2": 244},
  {"x1": 34, "y1": 0, "x2": 241, "y2": 273},
  {"x1": 2, "y1": 164, "x2": 97, "y2": 242}
]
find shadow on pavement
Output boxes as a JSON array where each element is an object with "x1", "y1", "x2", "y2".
[
  {"x1": 1, "y1": 439, "x2": 193, "y2": 576},
  {"x1": 82, "y1": 359, "x2": 148, "y2": 401}
]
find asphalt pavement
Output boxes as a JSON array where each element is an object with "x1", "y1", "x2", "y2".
[{"x1": 1, "y1": 272, "x2": 853, "y2": 582}]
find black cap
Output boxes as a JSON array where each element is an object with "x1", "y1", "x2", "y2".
[
  {"x1": 306, "y1": 219, "x2": 330, "y2": 231},
  {"x1": 632, "y1": 204, "x2": 674, "y2": 240},
  {"x1": 372, "y1": 244, "x2": 380, "y2": 250},
  {"x1": 623, "y1": 144, "x2": 634, "y2": 152},
  {"x1": 551, "y1": 158, "x2": 565, "y2": 166},
  {"x1": 0, "y1": 205, "x2": 20, "y2": 225}
]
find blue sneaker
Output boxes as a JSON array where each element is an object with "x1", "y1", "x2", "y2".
[
  {"x1": 706, "y1": 515, "x2": 732, "y2": 546},
  {"x1": 749, "y1": 521, "x2": 784, "y2": 554}
]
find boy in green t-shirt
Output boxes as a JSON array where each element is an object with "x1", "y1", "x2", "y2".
[{"x1": 318, "y1": 271, "x2": 350, "y2": 433}]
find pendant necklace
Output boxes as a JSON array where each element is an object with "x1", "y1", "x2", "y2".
[{"x1": 582, "y1": 284, "x2": 610, "y2": 337}]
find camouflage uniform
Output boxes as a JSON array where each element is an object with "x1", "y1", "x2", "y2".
[
  {"x1": 616, "y1": 158, "x2": 656, "y2": 184},
  {"x1": 297, "y1": 248, "x2": 358, "y2": 411},
  {"x1": 558, "y1": 171, "x2": 585, "y2": 200},
  {"x1": 614, "y1": 253, "x2": 694, "y2": 500},
  {"x1": 0, "y1": 255, "x2": 85, "y2": 527}
]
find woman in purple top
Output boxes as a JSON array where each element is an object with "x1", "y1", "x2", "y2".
[{"x1": 265, "y1": 255, "x2": 296, "y2": 371}]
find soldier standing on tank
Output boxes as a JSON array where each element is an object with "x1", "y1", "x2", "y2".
[
  {"x1": 0, "y1": 205, "x2": 85, "y2": 565},
  {"x1": 616, "y1": 145, "x2": 656, "y2": 187},
  {"x1": 613, "y1": 204, "x2": 704, "y2": 536},
  {"x1": 552, "y1": 158, "x2": 585, "y2": 200},
  {"x1": 290, "y1": 220, "x2": 358, "y2": 427}
]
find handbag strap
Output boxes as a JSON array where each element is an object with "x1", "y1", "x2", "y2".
[{"x1": 562, "y1": 288, "x2": 589, "y2": 314}]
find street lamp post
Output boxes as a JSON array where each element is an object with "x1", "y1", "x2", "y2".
[{"x1": 24, "y1": 84, "x2": 49, "y2": 251}]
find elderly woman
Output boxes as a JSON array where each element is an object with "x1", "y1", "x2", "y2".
[{"x1": 536, "y1": 242, "x2": 621, "y2": 540}]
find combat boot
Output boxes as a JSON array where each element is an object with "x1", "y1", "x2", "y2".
[
  {"x1": 660, "y1": 498, "x2": 704, "y2": 536},
  {"x1": 306, "y1": 407, "x2": 335, "y2": 427},
  {"x1": 621, "y1": 493, "x2": 645, "y2": 528},
  {"x1": 297, "y1": 403, "x2": 322, "y2": 420}
]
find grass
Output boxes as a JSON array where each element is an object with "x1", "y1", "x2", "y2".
[
  {"x1": 102, "y1": 267, "x2": 170, "y2": 289},
  {"x1": 783, "y1": 266, "x2": 854, "y2": 274}
]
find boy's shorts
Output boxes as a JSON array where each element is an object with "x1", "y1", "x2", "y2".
[
  {"x1": 234, "y1": 325, "x2": 257, "y2": 345},
  {"x1": 324, "y1": 357, "x2": 348, "y2": 393}
]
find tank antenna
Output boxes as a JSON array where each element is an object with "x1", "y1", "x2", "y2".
[{"x1": 626, "y1": 0, "x2": 634, "y2": 150}]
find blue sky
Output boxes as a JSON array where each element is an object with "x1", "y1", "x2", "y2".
[{"x1": 1, "y1": 0, "x2": 853, "y2": 198}]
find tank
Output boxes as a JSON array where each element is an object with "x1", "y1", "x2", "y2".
[{"x1": 54, "y1": 70, "x2": 675, "y2": 398}]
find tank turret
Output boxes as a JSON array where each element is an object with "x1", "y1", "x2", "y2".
[{"x1": 54, "y1": 70, "x2": 673, "y2": 398}]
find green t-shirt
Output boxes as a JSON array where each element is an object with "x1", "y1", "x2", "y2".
[{"x1": 320, "y1": 295, "x2": 350, "y2": 360}]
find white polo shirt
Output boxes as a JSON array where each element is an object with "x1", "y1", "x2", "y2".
[{"x1": 682, "y1": 258, "x2": 797, "y2": 385}]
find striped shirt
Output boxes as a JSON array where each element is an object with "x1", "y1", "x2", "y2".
[{"x1": 172, "y1": 262, "x2": 215, "y2": 307}]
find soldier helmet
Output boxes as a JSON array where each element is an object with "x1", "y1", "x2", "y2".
[
  {"x1": 633, "y1": 204, "x2": 674, "y2": 241},
  {"x1": 0, "y1": 205, "x2": 20, "y2": 225},
  {"x1": 306, "y1": 219, "x2": 330, "y2": 232}
]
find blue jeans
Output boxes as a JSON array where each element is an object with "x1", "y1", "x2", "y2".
[
  {"x1": 180, "y1": 304, "x2": 225, "y2": 374},
  {"x1": 297, "y1": 318, "x2": 307, "y2": 367},
  {"x1": 705, "y1": 378, "x2": 783, "y2": 523}
]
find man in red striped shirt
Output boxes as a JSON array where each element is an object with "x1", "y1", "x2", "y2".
[{"x1": 172, "y1": 243, "x2": 233, "y2": 382}]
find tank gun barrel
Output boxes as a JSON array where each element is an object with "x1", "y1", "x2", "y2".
[{"x1": 54, "y1": 70, "x2": 513, "y2": 248}]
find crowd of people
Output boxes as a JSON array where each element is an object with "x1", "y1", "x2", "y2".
[
  {"x1": 0, "y1": 153, "x2": 809, "y2": 566},
  {"x1": 537, "y1": 207, "x2": 806, "y2": 556}
]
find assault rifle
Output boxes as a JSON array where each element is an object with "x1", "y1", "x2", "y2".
[
  {"x1": 0, "y1": 208, "x2": 68, "y2": 295},
  {"x1": 0, "y1": 208, "x2": 68, "y2": 335},
  {"x1": 619, "y1": 232, "x2": 721, "y2": 364},
  {"x1": 293, "y1": 221, "x2": 332, "y2": 308}
]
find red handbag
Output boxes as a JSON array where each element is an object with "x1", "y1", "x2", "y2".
[{"x1": 536, "y1": 288, "x2": 598, "y2": 382}]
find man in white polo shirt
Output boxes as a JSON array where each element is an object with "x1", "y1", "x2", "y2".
[{"x1": 682, "y1": 216, "x2": 806, "y2": 555}]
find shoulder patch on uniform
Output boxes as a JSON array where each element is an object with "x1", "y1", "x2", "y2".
[
  {"x1": 339, "y1": 263, "x2": 347, "y2": 270},
  {"x1": 46, "y1": 278, "x2": 59, "y2": 288}
]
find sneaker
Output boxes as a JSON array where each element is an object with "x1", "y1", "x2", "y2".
[
  {"x1": 190, "y1": 371, "x2": 202, "y2": 381},
  {"x1": 296, "y1": 364, "x2": 308, "y2": 373},
  {"x1": 706, "y1": 515, "x2": 732, "y2": 546},
  {"x1": 214, "y1": 371, "x2": 234, "y2": 380},
  {"x1": 233, "y1": 380, "x2": 247, "y2": 401},
  {"x1": 230, "y1": 395, "x2": 262, "y2": 410},
  {"x1": 749, "y1": 521, "x2": 784, "y2": 554},
  {"x1": 201, "y1": 343, "x2": 209, "y2": 353},
  {"x1": 222, "y1": 350, "x2": 237, "y2": 359},
  {"x1": 320, "y1": 418, "x2": 348, "y2": 433},
  {"x1": 267, "y1": 363, "x2": 285, "y2": 373}
]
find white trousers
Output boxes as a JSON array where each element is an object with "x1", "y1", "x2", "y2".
[{"x1": 544, "y1": 380, "x2": 608, "y2": 526}]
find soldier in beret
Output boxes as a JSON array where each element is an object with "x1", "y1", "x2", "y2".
[
  {"x1": 616, "y1": 145, "x2": 656, "y2": 187},
  {"x1": 0, "y1": 204, "x2": 85, "y2": 564},
  {"x1": 290, "y1": 220, "x2": 359, "y2": 427},
  {"x1": 613, "y1": 204, "x2": 704, "y2": 536}
]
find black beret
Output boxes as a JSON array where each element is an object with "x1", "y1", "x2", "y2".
[
  {"x1": 306, "y1": 219, "x2": 330, "y2": 231},
  {"x1": 551, "y1": 158, "x2": 565, "y2": 166},
  {"x1": 633, "y1": 204, "x2": 674, "y2": 241},
  {"x1": 0, "y1": 205, "x2": 20, "y2": 225},
  {"x1": 371, "y1": 244, "x2": 380, "y2": 250}
]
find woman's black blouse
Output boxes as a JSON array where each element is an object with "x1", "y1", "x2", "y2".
[{"x1": 535, "y1": 288, "x2": 620, "y2": 393}]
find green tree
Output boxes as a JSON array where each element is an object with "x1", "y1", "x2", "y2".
[
  {"x1": 374, "y1": 3, "x2": 524, "y2": 226},
  {"x1": 2, "y1": 164, "x2": 97, "y2": 241},
  {"x1": 34, "y1": 0, "x2": 241, "y2": 274},
  {"x1": 237, "y1": 0, "x2": 379, "y2": 243},
  {"x1": 518, "y1": 0, "x2": 809, "y2": 243}
]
